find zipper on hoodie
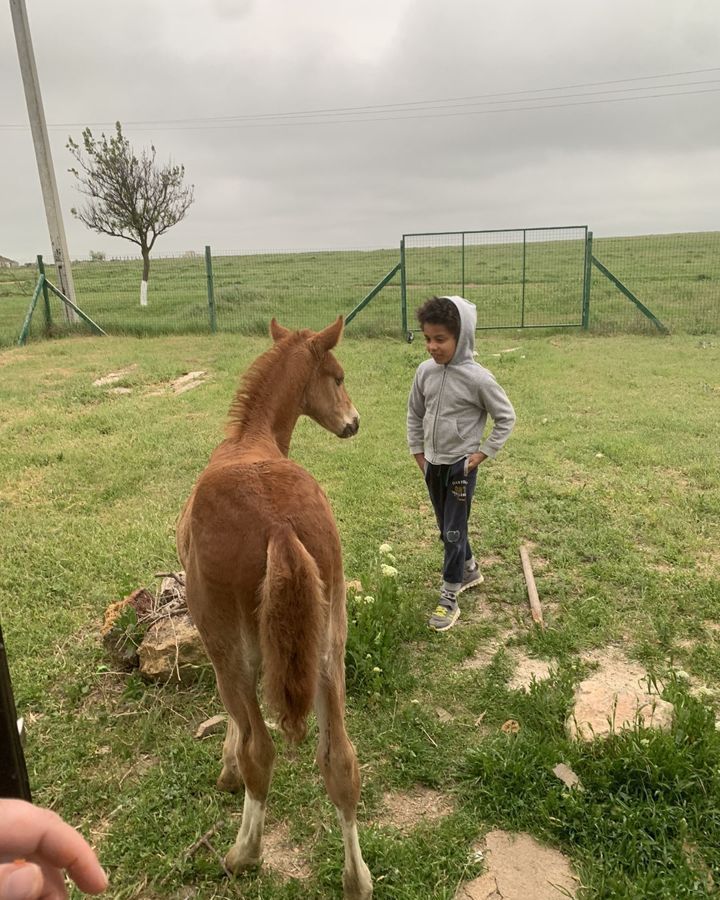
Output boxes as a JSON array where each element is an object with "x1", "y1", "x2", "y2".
[{"x1": 431, "y1": 365, "x2": 448, "y2": 459}]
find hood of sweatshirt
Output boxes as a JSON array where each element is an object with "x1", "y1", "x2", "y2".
[{"x1": 443, "y1": 295, "x2": 477, "y2": 366}]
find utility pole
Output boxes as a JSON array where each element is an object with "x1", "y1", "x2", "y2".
[{"x1": 10, "y1": 0, "x2": 78, "y2": 321}]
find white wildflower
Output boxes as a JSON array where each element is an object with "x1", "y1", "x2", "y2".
[
  {"x1": 379, "y1": 543, "x2": 393, "y2": 555},
  {"x1": 364, "y1": 595, "x2": 375, "y2": 605},
  {"x1": 372, "y1": 666, "x2": 382, "y2": 673},
  {"x1": 381, "y1": 564, "x2": 398, "y2": 578}
]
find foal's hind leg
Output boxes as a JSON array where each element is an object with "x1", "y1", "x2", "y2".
[
  {"x1": 214, "y1": 665, "x2": 276, "y2": 872},
  {"x1": 315, "y1": 663, "x2": 373, "y2": 899},
  {"x1": 217, "y1": 715, "x2": 242, "y2": 793}
]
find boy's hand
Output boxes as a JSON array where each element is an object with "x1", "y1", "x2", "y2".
[
  {"x1": 413, "y1": 452, "x2": 426, "y2": 474},
  {"x1": 466, "y1": 452, "x2": 487, "y2": 473}
]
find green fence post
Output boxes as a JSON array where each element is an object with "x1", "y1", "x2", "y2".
[
  {"x1": 520, "y1": 230, "x2": 527, "y2": 327},
  {"x1": 345, "y1": 263, "x2": 401, "y2": 326},
  {"x1": 400, "y1": 238, "x2": 408, "y2": 338},
  {"x1": 18, "y1": 276, "x2": 45, "y2": 346},
  {"x1": 205, "y1": 245, "x2": 217, "y2": 334},
  {"x1": 37, "y1": 255, "x2": 52, "y2": 331},
  {"x1": 582, "y1": 230, "x2": 593, "y2": 329}
]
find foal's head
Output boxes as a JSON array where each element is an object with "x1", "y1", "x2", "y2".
[{"x1": 271, "y1": 316, "x2": 359, "y2": 438}]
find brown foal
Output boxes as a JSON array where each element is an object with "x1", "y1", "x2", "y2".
[{"x1": 176, "y1": 317, "x2": 372, "y2": 899}]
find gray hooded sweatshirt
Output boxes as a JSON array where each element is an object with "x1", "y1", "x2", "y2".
[{"x1": 407, "y1": 296, "x2": 516, "y2": 464}]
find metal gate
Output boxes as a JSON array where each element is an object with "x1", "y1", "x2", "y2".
[{"x1": 401, "y1": 226, "x2": 590, "y2": 335}]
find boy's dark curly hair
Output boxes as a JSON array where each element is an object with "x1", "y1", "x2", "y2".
[{"x1": 416, "y1": 296, "x2": 460, "y2": 340}]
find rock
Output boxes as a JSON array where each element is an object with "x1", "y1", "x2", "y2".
[
  {"x1": 171, "y1": 372, "x2": 206, "y2": 394},
  {"x1": 552, "y1": 763, "x2": 583, "y2": 791},
  {"x1": 457, "y1": 831, "x2": 578, "y2": 899},
  {"x1": 92, "y1": 365, "x2": 137, "y2": 387},
  {"x1": 101, "y1": 588, "x2": 155, "y2": 669},
  {"x1": 194, "y1": 714, "x2": 227, "y2": 739},
  {"x1": 567, "y1": 649, "x2": 673, "y2": 741},
  {"x1": 138, "y1": 613, "x2": 209, "y2": 683},
  {"x1": 567, "y1": 684, "x2": 674, "y2": 741}
]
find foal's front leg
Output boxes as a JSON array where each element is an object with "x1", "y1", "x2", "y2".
[{"x1": 315, "y1": 665, "x2": 373, "y2": 899}]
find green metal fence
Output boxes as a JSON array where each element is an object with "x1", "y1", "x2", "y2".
[
  {"x1": 1, "y1": 248, "x2": 403, "y2": 348},
  {"x1": 1, "y1": 230, "x2": 718, "y2": 349},
  {"x1": 401, "y1": 226, "x2": 589, "y2": 335},
  {"x1": 590, "y1": 232, "x2": 720, "y2": 334}
]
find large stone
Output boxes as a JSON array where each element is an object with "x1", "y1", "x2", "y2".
[
  {"x1": 457, "y1": 831, "x2": 578, "y2": 899},
  {"x1": 567, "y1": 649, "x2": 674, "y2": 741},
  {"x1": 138, "y1": 614, "x2": 209, "y2": 683},
  {"x1": 101, "y1": 588, "x2": 155, "y2": 669}
]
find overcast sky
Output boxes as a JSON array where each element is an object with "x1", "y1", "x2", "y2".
[{"x1": 2, "y1": 0, "x2": 719, "y2": 262}]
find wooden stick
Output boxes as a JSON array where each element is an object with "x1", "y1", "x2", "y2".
[{"x1": 519, "y1": 545, "x2": 544, "y2": 629}]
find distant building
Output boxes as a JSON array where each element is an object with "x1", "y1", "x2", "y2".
[{"x1": 0, "y1": 255, "x2": 19, "y2": 267}]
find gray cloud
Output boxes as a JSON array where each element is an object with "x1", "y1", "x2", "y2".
[{"x1": 1, "y1": 0, "x2": 719, "y2": 262}]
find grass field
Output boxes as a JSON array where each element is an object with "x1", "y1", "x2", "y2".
[
  {"x1": 1, "y1": 230, "x2": 718, "y2": 349},
  {"x1": 1, "y1": 329, "x2": 720, "y2": 898}
]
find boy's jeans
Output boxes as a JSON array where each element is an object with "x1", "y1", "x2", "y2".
[{"x1": 424, "y1": 458, "x2": 478, "y2": 587}]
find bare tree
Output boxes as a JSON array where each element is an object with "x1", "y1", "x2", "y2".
[{"x1": 68, "y1": 122, "x2": 194, "y2": 306}]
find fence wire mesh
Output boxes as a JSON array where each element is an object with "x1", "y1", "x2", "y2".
[
  {"x1": 590, "y1": 232, "x2": 720, "y2": 334},
  {"x1": 1, "y1": 231, "x2": 718, "y2": 348},
  {"x1": 403, "y1": 227, "x2": 588, "y2": 331}
]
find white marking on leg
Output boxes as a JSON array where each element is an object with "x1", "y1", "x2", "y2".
[
  {"x1": 226, "y1": 792, "x2": 266, "y2": 871},
  {"x1": 238, "y1": 791, "x2": 265, "y2": 845},
  {"x1": 337, "y1": 810, "x2": 372, "y2": 898}
]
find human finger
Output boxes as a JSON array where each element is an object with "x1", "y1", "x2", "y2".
[
  {"x1": 0, "y1": 802, "x2": 107, "y2": 894},
  {"x1": 0, "y1": 861, "x2": 44, "y2": 900}
]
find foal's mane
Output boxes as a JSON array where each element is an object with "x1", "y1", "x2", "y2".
[{"x1": 226, "y1": 330, "x2": 311, "y2": 437}]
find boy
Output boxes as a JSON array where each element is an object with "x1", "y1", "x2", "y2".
[{"x1": 407, "y1": 296, "x2": 516, "y2": 631}]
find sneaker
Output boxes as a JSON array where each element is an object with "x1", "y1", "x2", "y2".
[
  {"x1": 458, "y1": 562, "x2": 484, "y2": 595},
  {"x1": 428, "y1": 590, "x2": 460, "y2": 631}
]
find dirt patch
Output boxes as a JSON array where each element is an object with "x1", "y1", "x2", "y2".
[
  {"x1": 697, "y1": 550, "x2": 720, "y2": 577},
  {"x1": 0, "y1": 465, "x2": 47, "y2": 503},
  {"x1": 508, "y1": 654, "x2": 555, "y2": 691},
  {"x1": 457, "y1": 830, "x2": 579, "y2": 899},
  {"x1": 262, "y1": 821, "x2": 312, "y2": 882},
  {"x1": 376, "y1": 786, "x2": 454, "y2": 832},
  {"x1": 92, "y1": 365, "x2": 138, "y2": 387},
  {"x1": 461, "y1": 629, "x2": 515, "y2": 669},
  {"x1": 478, "y1": 554, "x2": 504, "y2": 569},
  {"x1": 462, "y1": 594, "x2": 497, "y2": 626}
]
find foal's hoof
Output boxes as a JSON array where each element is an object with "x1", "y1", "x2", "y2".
[
  {"x1": 343, "y1": 867, "x2": 373, "y2": 899},
  {"x1": 225, "y1": 846, "x2": 262, "y2": 874},
  {"x1": 216, "y1": 769, "x2": 242, "y2": 793}
]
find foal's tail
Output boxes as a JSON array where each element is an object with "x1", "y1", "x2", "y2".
[{"x1": 259, "y1": 523, "x2": 328, "y2": 744}]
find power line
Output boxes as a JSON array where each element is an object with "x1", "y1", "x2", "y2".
[
  {"x1": 128, "y1": 86, "x2": 720, "y2": 130},
  {"x1": 2, "y1": 66, "x2": 719, "y2": 131}
]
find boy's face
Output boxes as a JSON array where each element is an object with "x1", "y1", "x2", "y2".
[{"x1": 422, "y1": 322, "x2": 457, "y2": 365}]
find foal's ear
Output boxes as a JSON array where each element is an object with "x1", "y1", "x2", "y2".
[
  {"x1": 312, "y1": 316, "x2": 344, "y2": 354},
  {"x1": 270, "y1": 318, "x2": 292, "y2": 342}
]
